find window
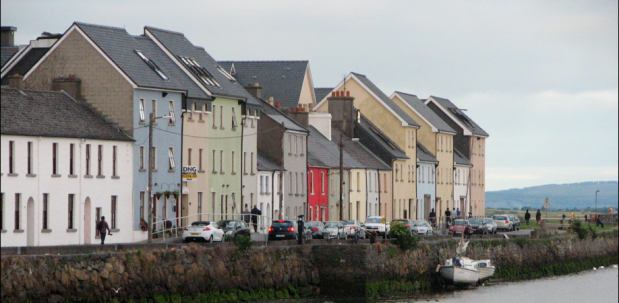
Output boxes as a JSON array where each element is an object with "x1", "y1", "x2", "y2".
[
  {"x1": 198, "y1": 149, "x2": 203, "y2": 171},
  {"x1": 301, "y1": 173, "x2": 305, "y2": 195},
  {"x1": 289, "y1": 172, "x2": 293, "y2": 194},
  {"x1": 69, "y1": 144, "x2": 75, "y2": 175},
  {"x1": 139, "y1": 99, "x2": 146, "y2": 122},
  {"x1": 300, "y1": 138, "x2": 305, "y2": 156},
  {"x1": 199, "y1": 104, "x2": 204, "y2": 121},
  {"x1": 169, "y1": 101, "x2": 176, "y2": 124},
  {"x1": 266, "y1": 176, "x2": 270, "y2": 194},
  {"x1": 220, "y1": 150, "x2": 224, "y2": 173},
  {"x1": 52, "y1": 143, "x2": 58, "y2": 175},
  {"x1": 250, "y1": 152, "x2": 255, "y2": 175},
  {"x1": 85, "y1": 144, "x2": 91, "y2": 175},
  {"x1": 231, "y1": 151, "x2": 235, "y2": 174},
  {"x1": 321, "y1": 172, "x2": 325, "y2": 195},
  {"x1": 135, "y1": 50, "x2": 168, "y2": 80},
  {"x1": 310, "y1": 171, "x2": 314, "y2": 194},
  {"x1": 42, "y1": 193, "x2": 49, "y2": 230},
  {"x1": 14, "y1": 193, "x2": 20, "y2": 230},
  {"x1": 139, "y1": 191, "x2": 145, "y2": 220},
  {"x1": 288, "y1": 135, "x2": 292, "y2": 155},
  {"x1": 198, "y1": 192, "x2": 203, "y2": 221},
  {"x1": 251, "y1": 110, "x2": 256, "y2": 128},
  {"x1": 177, "y1": 56, "x2": 220, "y2": 87},
  {"x1": 220, "y1": 106, "x2": 224, "y2": 128},
  {"x1": 295, "y1": 173, "x2": 299, "y2": 194},
  {"x1": 212, "y1": 150, "x2": 217, "y2": 173},
  {"x1": 112, "y1": 146, "x2": 117, "y2": 177},
  {"x1": 97, "y1": 145, "x2": 103, "y2": 176},
  {"x1": 294, "y1": 136, "x2": 298, "y2": 156},
  {"x1": 243, "y1": 152, "x2": 247, "y2": 174},
  {"x1": 8, "y1": 141, "x2": 14, "y2": 174},
  {"x1": 211, "y1": 193, "x2": 216, "y2": 216},
  {"x1": 168, "y1": 148, "x2": 175, "y2": 171},
  {"x1": 357, "y1": 172, "x2": 360, "y2": 191},
  {"x1": 188, "y1": 148, "x2": 192, "y2": 166},
  {"x1": 27, "y1": 141, "x2": 33, "y2": 175},
  {"x1": 111, "y1": 196, "x2": 117, "y2": 229},
  {"x1": 260, "y1": 176, "x2": 264, "y2": 194},
  {"x1": 152, "y1": 100, "x2": 157, "y2": 120},
  {"x1": 1, "y1": 193, "x2": 4, "y2": 230},
  {"x1": 188, "y1": 103, "x2": 193, "y2": 120},
  {"x1": 151, "y1": 147, "x2": 157, "y2": 170},
  {"x1": 212, "y1": 105, "x2": 217, "y2": 128},
  {"x1": 68, "y1": 194, "x2": 74, "y2": 229},
  {"x1": 231, "y1": 107, "x2": 238, "y2": 129},
  {"x1": 139, "y1": 146, "x2": 145, "y2": 170},
  {"x1": 95, "y1": 208, "x2": 102, "y2": 237}
]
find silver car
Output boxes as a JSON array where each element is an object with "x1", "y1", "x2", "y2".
[
  {"x1": 323, "y1": 221, "x2": 346, "y2": 239},
  {"x1": 483, "y1": 218, "x2": 498, "y2": 234},
  {"x1": 411, "y1": 220, "x2": 433, "y2": 235}
]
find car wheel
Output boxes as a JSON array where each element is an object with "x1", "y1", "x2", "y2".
[{"x1": 183, "y1": 238, "x2": 188, "y2": 243}]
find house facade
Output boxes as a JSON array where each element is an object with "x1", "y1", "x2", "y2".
[
  {"x1": 453, "y1": 149, "x2": 471, "y2": 216},
  {"x1": 257, "y1": 152, "x2": 280, "y2": 231},
  {"x1": 1, "y1": 88, "x2": 134, "y2": 247},
  {"x1": 415, "y1": 143, "x2": 438, "y2": 220}
]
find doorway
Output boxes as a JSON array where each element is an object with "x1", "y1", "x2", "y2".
[
  {"x1": 424, "y1": 195, "x2": 431, "y2": 220},
  {"x1": 27, "y1": 197, "x2": 34, "y2": 246},
  {"x1": 84, "y1": 197, "x2": 91, "y2": 244}
]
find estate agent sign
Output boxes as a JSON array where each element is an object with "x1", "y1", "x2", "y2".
[{"x1": 182, "y1": 166, "x2": 197, "y2": 182}]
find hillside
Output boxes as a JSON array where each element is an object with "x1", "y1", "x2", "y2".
[{"x1": 486, "y1": 181, "x2": 618, "y2": 210}]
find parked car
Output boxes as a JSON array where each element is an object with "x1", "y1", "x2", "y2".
[
  {"x1": 411, "y1": 220, "x2": 434, "y2": 235},
  {"x1": 508, "y1": 214, "x2": 521, "y2": 231},
  {"x1": 482, "y1": 218, "x2": 498, "y2": 234},
  {"x1": 468, "y1": 218, "x2": 491, "y2": 234},
  {"x1": 343, "y1": 220, "x2": 366, "y2": 239},
  {"x1": 268, "y1": 220, "x2": 299, "y2": 240},
  {"x1": 493, "y1": 215, "x2": 513, "y2": 231},
  {"x1": 182, "y1": 221, "x2": 225, "y2": 243},
  {"x1": 305, "y1": 221, "x2": 329, "y2": 239},
  {"x1": 365, "y1": 216, "x2": 390, "y2": 238},
  {"x1": 216, "y1": 220, "x2": 251, "y2": 238},
  {"x1": 449, "y1": 219, "x2": 471, "y2": 236},
  {"x1": 323, "y1": 221, "x2": 346, "y2": 239},
  {"x1": 391, "y1": 219, "x2": 415, "y2": 235}
]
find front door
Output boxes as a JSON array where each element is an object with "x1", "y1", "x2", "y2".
[
  {"x1": 424, "y1": 195, "x2": 431, "y2": 220},
  {"x1": 84, "y1": 198, "x2": 91, "y2": 244},
  {"x1": 27, "y1": 197, "x2": 34, "y2": 246}
]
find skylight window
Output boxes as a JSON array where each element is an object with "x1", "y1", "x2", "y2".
[
  {"x1": 450, "y1": 108, "x2": 474, "y2": 128},
  {"x1": 217, "y1": 66, "x2": 236, "y2": 82},
  {"x1": 177, "y1": 55, "x2": 220, "y2": 87},
  {"x1": 135, "y1": 50, "x2": 168, "y2": 80}
]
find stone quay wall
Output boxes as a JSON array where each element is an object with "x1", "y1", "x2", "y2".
[{"x1": 2, "y1": 233, "x2": 617, "y2": 302}]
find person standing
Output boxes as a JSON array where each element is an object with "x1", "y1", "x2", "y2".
[
  {"x1": 535, "y1": 209, "x2": 542, "y2": 226},
  {"x1": 429, "y1": 208, "x2": 436, "y2": 228},
  {"x1": 97, "y1": 216, "x2": 111, "y2": 245},
  {"x1": 524, "y1": 209, "x2": 531, "y2": 224},
  {"x1": 456, "y1": 208, "x2": 461, "y2": 219},
  {"x1": 250, "y1": 205, "x2": 261, "y2": 232},
  {"x1": 242, "y1": 205, "x2": 251, "y2": 224},
  {"x1": 445, "y1": 208, "x2": 452, "y2": 229},
  {"x1": 584, "y1": 214, "x2": 588, "y2": 223}
]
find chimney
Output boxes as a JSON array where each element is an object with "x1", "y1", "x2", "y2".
[
  {"x1": 244, "y1": 82, "x2": 261, "y2": 99},
  {"x1": 7, "y1": 74, "x2": 24, "y2": 90},
  {"x1": 268, "y1": 96, "x2": 275, "y2": 106},
  {"x1": 328, "y1": 90, "x2": 356, "y2": 138},
  {"x1": 285, "y1": 107, "x2": 309, "y2": 128},
  {"x1": 52, "y1": 75, "x2": 82, "y2": 100},
  {"x1": 1, "y1": 26, "x2": 17, "y2": 47}
]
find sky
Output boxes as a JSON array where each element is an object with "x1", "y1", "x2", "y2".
[{"x1": 2, "y1": 0, "x2": 617, "y2": 191}]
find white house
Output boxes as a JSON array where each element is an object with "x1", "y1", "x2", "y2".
[
  {"x1": 1, "y1": 88, "x2": 135, "y2": 247},
  {"x1": 257, "y1": 152, "x2": 280, "y2": 232},
  {"x1": 454, "y1": 149, "x2": 471, "y2": 218}
]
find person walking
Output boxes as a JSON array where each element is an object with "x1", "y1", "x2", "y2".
[
  {"x1": 242, "y1": 205, "x2": 251, "y2": 224},
  {"x1": 97, "y1": 216, "x2": 111, "y2": 245},
  {"x1": 429, "y1": 208, "x2": 436, "y2": 228},
  {"x1": 445, "y1": 208, "x2": 452, "y2": 229},
  {"x1": 250, "y1": 205, "x2": 261, "y2": 232},
  {"x1": 584, "y1": 214, "x2": 588, "y2": 223},
  {"x1": 456, "y1": 208, "x2": 461, "y2": 219},
  {"x1": 524, "y1": 209, "x2": 531, "y2": 224},
  {"x1": 562, "y1": 213, "x2": 566, "y2": 223},
  {"x1": 535, "y1": 209, "x2": 542, "y2": 226}
]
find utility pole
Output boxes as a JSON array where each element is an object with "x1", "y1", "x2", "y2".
[
  {"x1": 595, "y1": 190, "x2": 600, "y2": 221},
  {"x1": 278, "y1": 122, "x2": 285, "y2": 219},
  {"x1": 339, "y1": 136, "x2": 344, "y2": 221},
  {"x1": 147, "y1": 112, "x2": 154, "y2": 244}
]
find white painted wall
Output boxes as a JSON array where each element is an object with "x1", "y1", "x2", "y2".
[
  {"x1": 454, "y1": 165, "x2": 470, "y2": 217},
  {"x1": 308, "y1": 112, "x2": 332, "y2": 140},
  {"x1": 366, "y1": 170, "x2": 380, "y2": 218},
  {"x1": 1, "y1": 135, "x2": 134, "y2": 247}
]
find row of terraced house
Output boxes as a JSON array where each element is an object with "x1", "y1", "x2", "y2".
[{"x1": 0, "y1": 24, "x2": 488, "y2": 247}]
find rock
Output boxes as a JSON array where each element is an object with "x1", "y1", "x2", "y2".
[
  {"x1": 104, "y1": 263, "x2": 114, "y2": 271},
  {"x1": 75, "y1": 269, "x2": 88, "y2": 281},
  {"x1": 100, "y1": 269, "x2": 110, "y2": 280},
  {"x1": 173, "y1": 264, "x2": 185, "y2": 275}
]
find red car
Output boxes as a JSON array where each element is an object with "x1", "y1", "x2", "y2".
[{"x1": 449, "y1": 219, "x2": 472, "y2": 237}]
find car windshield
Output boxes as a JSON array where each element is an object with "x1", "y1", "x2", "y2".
[
  {"x1": 469, "y1": 218, "x2": 482, "y2": 224},
  {"x1": 191, "y1": 221, "x2": 210, "y2": 226},
  {"x1": 493, "y1": 216, "x2": 507, "y2": 220},
  {"x1": 324, "y1": 222, "x2": 339, "y2": 228},
  {"x1": 217, "y1": 221, "x2": 236, "y2": 228},
  {"x1": 411, "y1": 221, "x2": 422, "y2": 227},
  {"x1": 306, "y1": 221, "x2": 323, "y2": 228},
  {"x1": 365, "y1": 217, "x2": 383, "y2": 224},
  {"x1": 454, "y1": 220, "x2": 465, "y2": 226},
  {"x1": 272, "y1": 221, "x2": 293, "y2": 228},
  {"x1": 483, "y1": 219, "x2": 492, "y2": 224},
  {"x1": 422, "y1": 222, "x2": 431, "y2": 227},
  {"x1": 343, "y1": 220, "x2": 355, "y2": 225}
]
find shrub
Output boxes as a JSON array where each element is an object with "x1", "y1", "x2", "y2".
[
  {"x1": 587, "y1": 224, "x2": 598, "y2": 240},
  {"x1": 571, "y1": 220, "x2": 588, "y2": 240},
  {"x1": 234, "y1": 235, "x2": 254, "y2": 252},
  {"x1": 387, "y1": 222, "x2": 419, "y2": 250}
]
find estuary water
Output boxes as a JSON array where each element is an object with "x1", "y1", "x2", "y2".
[{"x1": 380, "y1": 266, "x2": 618, "y2": 303}]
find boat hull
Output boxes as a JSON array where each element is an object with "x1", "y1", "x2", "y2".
[{"x1": 439, "y1": 266, "x2": 479, "y2": 285}]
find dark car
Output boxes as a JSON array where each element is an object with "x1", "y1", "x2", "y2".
[
  {"x1": 216, "y1": 220, "x2": 251, "y2": 238},
  {"x1": 468, "y1": 218, "x2": 490, "y2": 234},
  {"x1": 268, "y1": 220, "x2": 299, "y2": 240},
  {"x1": 305, "y1": 221, "x2": 328, "y2": 239}
]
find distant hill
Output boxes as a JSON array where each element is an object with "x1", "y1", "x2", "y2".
[{"x1": 486, "y1": 181, "x2": 618, "y2": 210}]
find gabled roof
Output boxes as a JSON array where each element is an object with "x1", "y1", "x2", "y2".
[
  {"x1": 426, "y1": 96, "x2": 489, "y2": 137},
  {"x1": 1, "y1": 88, "x2": 133, "y2": 141},
  {"x1": 454, "y1": 148, "x2": 471, "y2": 166},
  {"x1": 219, "y1": 61, "x2": 311, "y2": 109},
  {"x1": 392, "y1": 91, "x2": 456, "y2": 134},
  {"x1": 1, "y1": 46, "x2": 20, "y2": 67},
  {"x1": 314, "y1": 87, "x2": 333, "y2": 104},
  {"x1": 0, "y1": 48, "x2": 49, "y2": 86},
  {"x1": 257, "y1": 152, "x2": 281, "y2": 171},
  {"x1": 331, "y1": 128, "x2": 391, "y2": 170},
  {"x1": 354, "y1": 114, "x2": 408, "y2": 166},
  {"x1": 416, "y1": 142, "x2": 439, "y2": 164},
  {"x1": 259, "y1": 98, "x2": 308, "y2": 133},
  {"x1": 307, "y1": 126, "x2": 363, "y2": 169},
  {"x1": 144, "y1": 26, "x2": 260, "y2": 105}
]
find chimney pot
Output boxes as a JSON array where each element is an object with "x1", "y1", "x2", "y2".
[
  {"x1": 331, "y1": 92, "x2": 335, "y2": 97},
  {"x1": 275, "y1": 101, "x2": 280, "y2": 108},
  {"x1": 346, "y1": 91, "x2": 350, "y2": 97}
]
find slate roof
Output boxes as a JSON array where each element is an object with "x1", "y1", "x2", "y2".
[
  {"x1": 354, "y1": 114, "x2": 408, "y2": 167},
  {"x1": 219, "y1": 61, "x2": 309, "y2": 109},
  {"x1": 351, "y1": 73, "x2": 419, "y2": 127},
  {"x1": 331, "y1": 128, "x2": 391, "y2": 170},
  {"x1": 259, "y1": 98, "x2": 308, "y2": 133},
  {"x1": 144, "y1": 26, "x2": 260, "y2": 105},
  {"x1": 416, "y1": 142, "x2": 438, "y2": 163},
  {"x1": 307, "y1": 126, "x2": 363, "y2": 169},
  {"x1": 428, "y1": 96, "x2": 489, "y2": 137},
  {"x1": 1, "y1": 88, "x2": 133, "y2": 141},
  {"x1": 0, "y1": 48, "x2": 49, "y2": 86},
  {"x1": 1, "y1": 46, "x2": 19, "y2": 67},
  {"x1": 454, "y1": 148, "x2": 470, "y2": 166},
  {"x1": 257, "y1": 152, "x2": 281, "y2": 171},
  {"x1": 393, "y1": 92, "x2": 456, "y2": 134},
  {"x1": 314, "y1": 87, "x2": 333, "y2": 104}
]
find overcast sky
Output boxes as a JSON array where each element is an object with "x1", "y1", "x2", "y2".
[{"x1": 2, "y1": 0, "x2": 617, "y2": 191}]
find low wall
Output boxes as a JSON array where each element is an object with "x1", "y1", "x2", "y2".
[{"x1": 2, "y1": 233, "x2": 617, "y2": 302}]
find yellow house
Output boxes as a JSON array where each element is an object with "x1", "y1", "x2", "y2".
[
  {"x1": 390, "y1": 92, "x2": 457, "y2": 218},
  {"x1": 315, "y1": 73, "x2": 420, "y2": 220}
]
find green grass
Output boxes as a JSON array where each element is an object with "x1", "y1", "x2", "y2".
[
  {"x1": 486, "y1": 208, "x2": 591, "y2": 219},
  {"x1": 518, "y1": 221, "x2": 615, "y2": 232}
]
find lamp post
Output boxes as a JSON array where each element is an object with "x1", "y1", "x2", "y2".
[
  {"x1": 147, "y1": 112, "x2": 172, "y2": 244},
  {"x1": 595, "y1": 190, "x2": 600, "y2": 222}
]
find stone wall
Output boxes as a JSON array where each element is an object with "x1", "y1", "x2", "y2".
[{"x1": 2, "y1": 234, "x2": 617, "y2": 302}]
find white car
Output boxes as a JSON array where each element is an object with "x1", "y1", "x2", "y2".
[
  {"x1": 365, "y1": 216, "x2": 390, "y2": 238},
  {"x1": 411, "y1": 220, "x2": 433, "y2": 235},
  {"x1": 492, "y1": 215, "x2": 514, "y2": 231},
  {"x1": 182, "y1": 221, "x2": 225, "y2": 243},
  {"x1": 323, "y1": 221, "x2": 346, "y2": 239},
  {"x1": 342, "y1": 220, "x2": 366, "y2": 239}
]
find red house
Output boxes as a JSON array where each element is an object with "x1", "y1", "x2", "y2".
[{"x1": 307, "y1": 166, "x2": 329, "y2": 222}]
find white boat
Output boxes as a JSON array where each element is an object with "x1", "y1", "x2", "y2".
[
  {"x1": 436, "y1": 239, "x2": 496, "y2": 285},
  {"x1": 474, "y1": 259, "x2": 496, "y2": 281}
]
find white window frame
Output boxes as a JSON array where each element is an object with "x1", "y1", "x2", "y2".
[
  {"x1": 151, "y1": 147, "x2": 157, "y2": 170},
  {"x1": 231, "y1": 107, "x2": 238, "y2": 129},
  {"x1": 139, "y1": 146, "x2": 145, "y2": 170},
  {"x1": 139, "y1": 99, "x2": 146, "y2": 122},
  {"x1": 168, "y1": 148, "x2": 175, "y2": 170},
  {"x1": 168, "y1": 101, "x2": 176, "y2": 124},
  {"x1": 231, "y1": 151, "x2": 235, "y2": 174}
]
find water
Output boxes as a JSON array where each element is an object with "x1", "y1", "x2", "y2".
[{"x1": 380, "y1": 266, "x2": 618, "y2": 303}]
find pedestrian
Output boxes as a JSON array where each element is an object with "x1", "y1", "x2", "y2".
[
  {"x1": 250, "y1": 205, "x2": 261, "y2": 232},
  {"x1": 97, "y1": 216, "x2": 111, "y2": 245},
  {"x1": 535, "y1": 209, "x2": 542, "y2": 226},
  {"x1": 429, "y1": 208, "x2": 436, "y2": 228},
  {"x1": 524, "y1": 209, "x2": 531, "y2": 224},
  {"x1": 596, "y1": 216, "x2": 604, "y2": 228},
  {"x1": 584, "y1": 214, "x2": 588, "y2": 223},
  {"x1": 456, "y1": 208, "x2": 461, "y2": 219},
  {"x1": 452, "y1": 208, "x2": 456, "y2": 221},
  {"x1": 562, "y1": 213, "x2": 566, "y2": 221},
  {"x1": 242, "y1": 205, "x2": 251, "y2": 224},
  {"x1": 369, "y1": 231, "x2": 377, "y2": 244},
  {"x1": 445, "y1": 208, "x2": 452, "y2": 229}
]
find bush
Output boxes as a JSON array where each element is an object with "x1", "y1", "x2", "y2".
[
  {"x1": 234, "y1": 235, "x2": 254, "y2": 252},
  {"x1": 387, "y1": 222, "x2": 419, "y2": 250},
  {"x1": 571, "y1": 220, "x2": 588, "y2": 240},
  {"x1": 588, "y1": 224, "x2": 598, "y2": 240}
]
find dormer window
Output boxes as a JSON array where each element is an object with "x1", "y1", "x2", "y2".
[
  {"x1": 217, "y1": 66, "x2": 236, "y2": 82},
  {"x1": 135, "y1": 50, "x2": 168, "y2": 80},
  {"x1": 177, "y1": 56, "x2": 220, "y2": 87}
]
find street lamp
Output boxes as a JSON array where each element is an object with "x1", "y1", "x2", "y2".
[
  {"x1": 147, "y1": 113, "x2": 172, "y2": 244},
  {"x1": 595, "y1": 190, "x2": 600, "y2": 222}
]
